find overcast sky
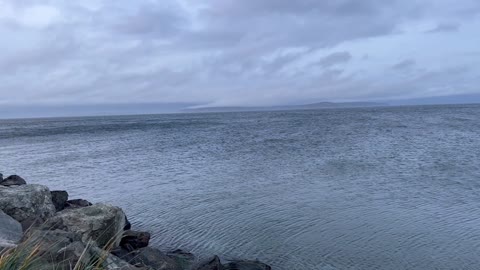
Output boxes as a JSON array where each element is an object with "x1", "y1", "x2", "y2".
[{"x1": 0, "y1": 0, "x2": 479, "y2": 109}]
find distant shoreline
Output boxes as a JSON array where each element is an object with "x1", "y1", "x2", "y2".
[{"x1": 1, "y1": 102, "x2": 479, "y2": 120}]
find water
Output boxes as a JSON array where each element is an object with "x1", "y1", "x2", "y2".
[{"x1": 1, "y1": 104, "x2": 480, "y2": 270}]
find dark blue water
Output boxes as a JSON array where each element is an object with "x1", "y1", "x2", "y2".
[{"x1": 2, "y1": 104, "x2": 480, "y2": 270}]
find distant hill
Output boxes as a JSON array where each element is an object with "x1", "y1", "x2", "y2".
[{"x1": 183, "y1": 102, "x2": 388, "y2": 113}]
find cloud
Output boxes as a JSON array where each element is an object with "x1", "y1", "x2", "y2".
[
  {"x1": 391, "y1": 59, "x2": 416, "y2": 70},
  {"x1": 0, "y1": 0, "x2": 478, "y2": 108},
  {"x1": 317, "y1": 52, "x2": 352, "y2": 68},
  {"x1": 0, "y1": 3, "x2": 62, "y2": 29},
  {"x1": 426, "y1": 22, "x2": 461, "y2": 33}
]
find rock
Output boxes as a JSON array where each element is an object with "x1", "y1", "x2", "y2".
[
  {"x1": 0, "y1": 210, "x2": 22, "y2": 249},
  {"x1": 91, "y1": 246, "x2": 145, "y2": 270},
  {"x1": 224, "y1": 260, "x2": 272, "y2": 270},
  {"x1": 25, "y1": 229, "x2": 90, "y2": 270},
  {"x1": 52, "y1": 241, "x2": 90, "y2": 270},
  {"x1": 23, "y1": 233, "x2": 87, "y2": 270},
  {"x1": 20, "y1": 216, "x2": 44, "y2": 232},
  {"x1": 0, "y1": 173, "x2": 3, "y2": 181},
  {"x1": 115, "y1": 247, "x2": 182, "y2": 270},
  {"x1": 167, "y1": 249, "x2": 195, "y2": 270},
  {"x1": 51, "y1": 190, "x2": 69, "y2": 211},
  {"x1": 0, "y1": 184, "x2": 56, "y2": 224},
  {"x1": 110, "y1": 246, "x2": 132, "y2": 259},
  {"x1": 120, "y1": 230, "x2": 151, "y2": 251},
  {"x1": 26, "y1": 229, "x2": 82, "y2": 252},
  {"x1": 124, "y1": 215, "x2": 132, "y2": 230},
  {"x1": 197, "y1": 256, "x2": 224, "y2": 270},
  {"x1": 65, "y1": 199, "x2": 93, "y2": 209},
  {"x1": 45, "y1": 203, "x2": 126, "y2": 248},
  {"x1": 0, "y1": 175, "x2": 27, "y2": 186}
]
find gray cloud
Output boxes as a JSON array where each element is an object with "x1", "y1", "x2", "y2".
[
  {"x1": 391, "y1": 59, "x2": 416, "y2": 70},
  {"x1": 317, "y1": 52, "x2": 352, "y2": 68},
  {"x1": 0, "y1": 0, "x2": 479, "y2": 108},
  {"x1": 426, "y1": 22, "x2": 461, "y2": 33}
]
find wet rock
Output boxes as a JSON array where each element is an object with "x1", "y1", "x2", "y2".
[
  {"x1": 45, "y1": 203, "x2": 126, "y2": 248},
  {"x1": 0, "y1": 210, "x2": 22, "y2": 249},
  {"x1": 167, "y1": 249, "x2": 195, "y2": 270},
  {"x1": 51, "y1": 190, "x2": 69, "y2": 211},
  {"x1": 224, "y1": 260, "x2": 272, "y2": 270},
  {"x1": 65, "y1": 199, "x2": 93, "y2": 209},
  {"x1": 124, "y1": 215, "x2": 132, "y2": 230},
  {"x1": 197, "y1": 256, "x2": 224, "y2": 270},
  {"x1": 0, "y1": 184, "x2": 56, "y2": 224},
  {"x1": 0, "y1": 175, "x2": 27, "y2": 186},
  {"x1": 120, "y1": 230, "x2": 151, "y2": 251}
]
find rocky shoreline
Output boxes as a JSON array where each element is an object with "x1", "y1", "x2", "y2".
[{"x1": 0, "y1": 173, "x2": 272, "y2": 270}]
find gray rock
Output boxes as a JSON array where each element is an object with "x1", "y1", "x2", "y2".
[
  {"x1": 0, "y1": 210, "x2": 22, "y2": 249},
  {"x1": 0, "y1": 175, "x2": 27, "y2": 186},
  {"x1": 45, "y1": 203, "x2": 126, "y2": 248},
  {"x1": 91, "y1": 246, "x2": 145, "y2": 270},
  {"x1": 0, "y1": 173, "x2": 3, "y2": 181},
  {"x1": 20, "y1": 216, "x2": 44, "y2": 232},
  {"x1": 197, "y1": 256, "x2": 224, "y2": 270},
  {"x1": 224, "y1": 260, "x2": 272, "y2": 270},
  {"x1": 55, "y1": 241, "x2": 90, "y2": 270},
  {"x1": 115, "y1": 247, "x2": 182, "y2": 270},
  {"x1": 120, "y1": 230, "x2": 151, "y2": 251},
  {"x1": 51, "y1": 190, "x2": 69, "y2": 211},
  {"x1": 167, "y1": 249, "x2": 195, "y2": 270},
  {"x1": 0, "y1": 184, "x2": 56, "y2": 224},
  {"x1": 26, "y1": 229, "x2": 82, "y2": 256},
  {"x1": 65, "y1": 199, "x2": 93, "y2": 209},
  {"x1": 25, "y1": 229, "x2": 89, "y2": 270}
]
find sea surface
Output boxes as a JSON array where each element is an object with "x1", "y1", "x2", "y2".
[{"x1": 1, "y1": 104, "x2": 480, "y2": 270}]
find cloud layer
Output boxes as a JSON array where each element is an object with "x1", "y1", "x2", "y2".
[{"x1": 0, "y1": 0, "x2": 479, "y2": 107}]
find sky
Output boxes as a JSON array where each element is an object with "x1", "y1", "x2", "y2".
[{"x1": 0, "y1": 0, "x2": 479, "y2": 114}]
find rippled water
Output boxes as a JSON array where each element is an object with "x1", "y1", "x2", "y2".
[{"x1": 1, "y1": 104, "x2": 480, "y2": 269}]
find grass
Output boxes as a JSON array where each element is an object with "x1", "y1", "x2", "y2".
[
  {"x1": 0, "y1": 241, "x2": 104, "y2": 270},
  {"x1": 0, "y1": 230, "x2": 120, "y2": 270},
  {"x1": 0, "y1": 215, "x2": 132, "y2": 270}
]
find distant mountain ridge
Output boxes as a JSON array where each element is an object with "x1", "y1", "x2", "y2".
[{"x1": 183, "y1": 101, "x2": 388, "y2": 113}]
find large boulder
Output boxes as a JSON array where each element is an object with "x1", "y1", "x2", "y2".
[
  {"x1": 0, "y1": 184, "x2": 56, "y2": 224},
  {"x1": 0, "y1": 175, "x2": 27, "y2": 186},
  {"x1": 0, "y1": 210, "x2": 23, "y2": 249},
  {"x1": 51, "y1": 190, "x2": 69, "y2": 211},
  {"x1": 45, "y1": 203, "x2": 126, "y2": 248},
  {"x1": 224, "y1": 260, "x2": 272, "y2": 270}
]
